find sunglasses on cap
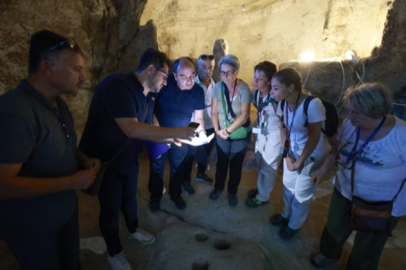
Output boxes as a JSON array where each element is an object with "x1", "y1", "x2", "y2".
[
  {"x1": 44, "y1": 39, "x2": 76, "y2": 53},
  {"x1": 199, "y1": 54, "x2": 214, "y2": 60}
]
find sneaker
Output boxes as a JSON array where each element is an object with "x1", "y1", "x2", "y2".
[
  {"x1": 195, "y1": 173, "x2": 214, "y2": 184},
  {"x1": 228, "y1": 193, "x2": 238, "y2": 206},
  {"x1": 245, "y1": 197, "x2": 268, "y2": 207},
  {"x1": 247, "y1": 188, "x2": 258, "y2": 199},
  {"x1": 107, "y1": 251, "x2": 132, "y2": 270},
  {"x1": 149, "y1": 200, "x2": 160, "y2": 213},
  {"x1": 209, "y1": 189, "x2": 222, "y2": 200},
  {"x1": 162, "y1": 186, "x2": 166, "y2": 194},
  {"x1": 182, "y1": 182, "x2": 195, "y2": 194},
  {"x1": 127, "y1": 228, "x2": 156, "y2": 245},
  {"x1": 278, "y1": 226, "x2": 300, "y2": 240},
  {"x1": 269, "y1": 214, "x2": 289, "y2": 227},
  {"x1": 311, "y1": 252, "x2": 337, "y2": 268},
  {"x1": 170, "y1": 194, "x2": 186, "y2": 210}
]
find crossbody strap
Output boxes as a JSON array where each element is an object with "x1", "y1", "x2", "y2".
[{"x1": 220, "y1": 82, "x2": 228, "y2": 119}]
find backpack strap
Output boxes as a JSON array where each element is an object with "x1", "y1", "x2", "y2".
[
  {"x1": 254, "y1": 90, "x2": 260, "y2": 107},
  {"x1": 303, "y1": 95, "x2": 315, "y2": 128},
  {"x1": 280, "y1": 99, "x2": 286, "y2": 128}
]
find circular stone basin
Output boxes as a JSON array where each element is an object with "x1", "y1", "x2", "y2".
[
  {"x1": 213, "y1": 239, "x2": 231, "y2": 250},
  {"x1": 195, "y1": 232, "x2": 209, "y2": 242},
  {"x1": 192, "y1": 258, "x2": 209, "y2": 270}
]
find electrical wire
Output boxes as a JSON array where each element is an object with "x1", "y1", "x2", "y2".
[{"x1": 334, "y1": 58, "x2": 346, "y2": 106}]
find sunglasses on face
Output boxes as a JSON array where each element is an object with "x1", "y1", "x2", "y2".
[
  {"x1": 199, "y1": 54, "x2": 214, "y2": 61},
  {"x1": 219, "y1": 70, "x2": 235, "y2": 77}
]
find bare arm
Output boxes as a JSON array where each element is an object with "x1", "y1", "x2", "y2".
[
  {"x1": 115, "y1": 118, "x2": 195, "y2": 142},
  {"x1": 294, "y1": 121, "x2": 322, "y2": 168},
  {"x1": 193, "y1": 109, "x2": 205, "y2": 134},
  {"x1": 0, "y1": 163, "x2": 96, "y2": 200},
  {"x1": 311, "y1": 140, "x2": 340, "y2": 184},
  {"x1": 211, "y1": 98, "x2": 229, "y2": 140}
]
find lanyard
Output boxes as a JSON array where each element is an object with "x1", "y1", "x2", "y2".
[
  {"x1": 345, "y1": 116, "x2": 386, "y2": 166},
  {"x1": 257, "y1": 93, "x2": 270, "y2": 121},
  {"x1": 285, "y1": 93, "x2": 301, "y2": 141},
  {"x1": 226, "y1": 79, "x2": 238, "y2": 116}
]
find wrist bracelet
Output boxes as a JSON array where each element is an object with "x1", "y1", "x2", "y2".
[{"x1": 225, "y1": 128, "x2": 231, "y2": 135}]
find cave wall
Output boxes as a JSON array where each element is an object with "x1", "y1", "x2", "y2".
[
  {"x1": 140, "y1": 0, "x2": 390, "y2": 85},
  {"x1": 1, "y1": 0, "x2": 406, "y2": 129},
  {"x1": 0, "y1": 0, "x2": 149, "y2": 130}
]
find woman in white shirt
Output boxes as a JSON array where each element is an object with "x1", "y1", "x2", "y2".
[
  {"x1": 270, "y1": 68, "x2": 330, "y2": 240},
  {"x1": 246, "y1": 61, "x2": 282, "y2": 207},
  {"x1": 310, "y1": 83, "x2": 406, "y2": 270}
]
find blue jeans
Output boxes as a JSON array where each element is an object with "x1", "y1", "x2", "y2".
[
  {"x1": 6, "y1": 203, "x2": 80, "y2": 270},
  {"x1": 214, "y1": 133, "x2": 251, "y2": 194},
  {"x1": 149, "y1": 144, "x2": 187, "y2": 201},
  {"x1": 183, "y1": 128, "x2": 215, "y2": 182},
  {"x1": 98, "y1": 164, "x2": 139, "y2": 256}
]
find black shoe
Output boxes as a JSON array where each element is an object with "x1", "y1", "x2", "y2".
[
  {"x1": 245, "y1": 197, "x2": 268, "y2": 208},
  {"x1": 182, "y1": 182, "x2": 195, "y2": 194},
  {"x1": 269, "y1": 214, "x2": 289, "y2": 227},
  {"x1": 247, "y1": 188, "x2": 258, "y2": 199},
  {"x1": 170, "y1": 194, "x2": 186, "y2": 210},
  {"x1": 228, "y1": 193, "x2": 238, "y2": 206},
  {"x1": 278, "y1": 226, "x2": 300, "y2": 240},
  {"x1": 209, "y1": 189, "x2": 222, "y2": 200},
  {"x1": 149, "y1": 200, "x2": 160, "y2": 213},
  {"x1": 195, "y1": 173, "x2": 214, "y2": 184}
]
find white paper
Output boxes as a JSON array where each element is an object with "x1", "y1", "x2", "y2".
[{"x1": 178, "y1": 133, "x2": 215, "y2": 146}]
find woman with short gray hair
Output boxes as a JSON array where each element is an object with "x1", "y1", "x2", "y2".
[
  {"x1": 210, "y1": 54, "x2": 252, "y2": 206},
  {"x1": 310, "y1": 82, "x2": 406, "y2": 269}
]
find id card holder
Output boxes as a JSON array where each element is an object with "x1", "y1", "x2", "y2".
[{"x1": 252, "y1": 127, "x2": 261, "y2": 134}]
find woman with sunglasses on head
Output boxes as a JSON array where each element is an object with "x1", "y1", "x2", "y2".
[
  {"x1": 210, "y1": 54, "x2": 252, "y2": 206},
  {"x1": 270, "y1": 68, "x2": 330, "y2": 240},
  {"x1": 310, "y1": 83, "x2": 406, "y2": 269},
  {"x1": 246, "y1": 61, "x2": 283, "y2": 208}
]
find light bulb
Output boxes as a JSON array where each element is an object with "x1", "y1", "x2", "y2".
[{"x1": 301, "y1": 51, "x2": 315, "y2": 62}]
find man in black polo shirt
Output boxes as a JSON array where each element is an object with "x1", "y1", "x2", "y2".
[
  {"x1": 149, "y1": 57, "x2": 205, "y2": 212},
  {"x1": 79, "y1": 49, "x2": 195, "y2": 270},
  {"x1": 0, "y1": 30, "x2": 100, "y2": 270}
]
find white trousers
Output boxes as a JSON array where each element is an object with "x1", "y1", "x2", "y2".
[
  {"x1": 255, "y1": 151, "x2": 282, "y2": 201},
  {"x1": 281, "y1": 156, "x2": 324, "y2": 230}
]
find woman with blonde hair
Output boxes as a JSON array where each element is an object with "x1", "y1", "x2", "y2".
[{"x1": 311, "y1": 83, "x2": 406, "y2": 269}]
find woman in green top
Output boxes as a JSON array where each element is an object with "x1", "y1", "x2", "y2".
[{"x1": 209, "y1": 54, "x2": 252, "y2": 206}]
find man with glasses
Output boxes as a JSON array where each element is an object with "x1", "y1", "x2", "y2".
[
  {"x1": 0, "y1": 30, "x2": 100, "y2": 270},
  {"x1": 79, "y1": 49, "x2": 195, "y2": 270},
  {"x1": 182, "y1": 54, "x2": 216, "y2": 194},
  {"x1": 149, "y1": 57, "x2": 205, "y2": 212}
]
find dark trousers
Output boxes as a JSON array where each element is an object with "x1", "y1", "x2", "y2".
[
  {"x1": 183, "y1": 128, "x2": 215, "y2": 183},
  {"x1": 149, "y1": 144, "x2": 187, "y2": 201},
  {"x1": 320, "y1": 188, "x2": 400, "y2": 270},
  {"x1": 214, "y1": 133, "x2": 250, "y2": 194},
  {"x1": 98, "y1": 165, "x2": 139, "y2": 256},
  {"x1": 6, "y1": 204, "x2": 80, "y2": 270}
]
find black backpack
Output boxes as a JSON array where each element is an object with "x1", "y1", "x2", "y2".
[{"x1": 281, "y1": 96, "x2": 338, "y2": 138}]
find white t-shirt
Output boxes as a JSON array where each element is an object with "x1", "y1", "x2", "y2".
[
  {"x1": 276, "y1": 95, "x2": 330, "y2": 160},
  {"x1": 333, "y1": 117, "x2": 406, "y2": 217},
  {"x1": 191, "y1": 76, "x2": 215, "y2": 130},
  {"x1": 253, "y1": 90, "x2": 281, "y2": 164}
]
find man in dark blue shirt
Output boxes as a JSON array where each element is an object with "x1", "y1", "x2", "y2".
[
  {"x1": 0, "y1": 30, "x2": 100, "y2": 270},
  {"x1": 149, "y1": 57, "x2": 205, "y2": 211},
  {"x1": 79, "y1": 49, "x2": 195, "y2": 270}
]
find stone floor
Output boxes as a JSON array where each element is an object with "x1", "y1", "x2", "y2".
[{"x1": 1, "y1": 148, "x2": 405, "y2": 270}]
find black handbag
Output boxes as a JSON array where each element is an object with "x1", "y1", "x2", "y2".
[{"x1": 350, "y1": 126, "x2": 406, "y2": 236}]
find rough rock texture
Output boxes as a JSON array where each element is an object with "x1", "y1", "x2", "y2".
[
  {"x1": 0, "y1": 0, "x2": 148, "y2": 129},
  {"x1": 140, "y1": 0, "x2": 390, "y2": 85}
]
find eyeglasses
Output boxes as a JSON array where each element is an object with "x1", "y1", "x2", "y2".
[
  {"x1": 154, "y1": 65, "x2": 168, "y2": 80},
  {"x1": 199, "y1": 54, "x2": 214, "y2": 60},
  {"x1": 219, "y1": 70, "x2": 236, "y2": 77}
]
